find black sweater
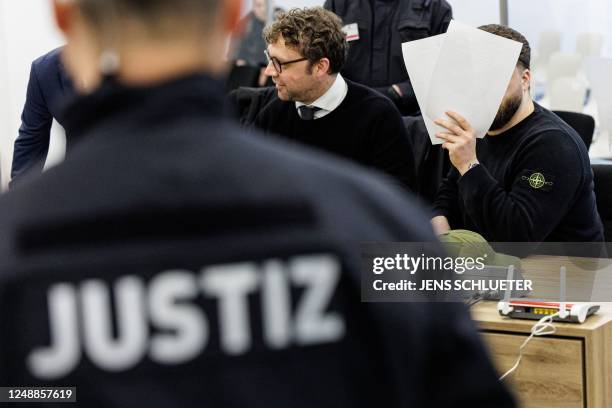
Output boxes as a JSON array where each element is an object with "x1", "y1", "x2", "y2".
[
  {"x1": 433, "y1": 103, "x2": 604, "y2": 242},
  {"x1": 254, "y1": 80, "x2": 416, "y2": 192}
]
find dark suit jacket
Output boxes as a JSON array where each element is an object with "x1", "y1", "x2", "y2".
[{"x1": 10, "y1": 47, "x2": 73, "y2": 187}]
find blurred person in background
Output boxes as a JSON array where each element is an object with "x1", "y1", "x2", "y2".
[
  {"x1": 10, "y1": 47, "x2": 74, "y2": 188},
  {"x1": 324, "y1": 0, "x2": 452, "y2": 115},
  {"x1": 228, "y1": 0, "x2": 281, "y2": 87},
  {"x1": 230, "y1": 0, "x2": 274, "y2": 68},
  {"x1": 0, "y1": 0, "x2": 514, "y2": 407}
]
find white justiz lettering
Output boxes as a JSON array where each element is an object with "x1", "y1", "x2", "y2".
[{"x1": 27, "y1": 254, "x2": 346, "y2": 380}]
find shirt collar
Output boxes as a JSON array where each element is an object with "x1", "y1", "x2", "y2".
[{"x1": 295, "y1": 73, "x2": 347, "y2": 114}]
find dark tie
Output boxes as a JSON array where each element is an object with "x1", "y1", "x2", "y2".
[{"x1": 299, "y1": 105, "x2": 322, "y2": 120}]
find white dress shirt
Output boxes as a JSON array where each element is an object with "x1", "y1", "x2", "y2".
[{"x1": 295, "y1": 73, "x2": 349, "y2": 120}]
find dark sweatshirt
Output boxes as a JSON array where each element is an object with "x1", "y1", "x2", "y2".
[
  {"x1": 433, "y1": 103, "x2": 604, "y2": 242},
  {"x1": 254, "y1": 79, "x2": 417, "y2": 193}
]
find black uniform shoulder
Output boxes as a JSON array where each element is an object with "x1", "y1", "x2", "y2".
[
  {"x1": 435, "y1": 0, "x2": 453, "y2": 12},
  {"x1": 408, "y1": 0, "x2": 452, "y2": 13}
]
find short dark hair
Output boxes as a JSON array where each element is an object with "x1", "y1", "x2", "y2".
[
  {"x1": 77, "y1": 0, "x2": 220, "y2": 37},
  {"x1": 478, "y1": 24, "x2": 531, "y2": 70},
  {"x1": 263, "y1": 7, "x2": 347, "y2": 74}
]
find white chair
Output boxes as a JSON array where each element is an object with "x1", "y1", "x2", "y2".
[
  {"x1": 576, "y1": 33, "x2": 604, "y2": 60},
  {"x1": 537, "y1": 31, "x2": 562, "y2": 66},
  {"x1": 549, "y1": 76, "x2": 587, "y2": 112},
  {"x1": 532, "y1": 31, "x2": 562, "y2": 90},
  {"x1": 547, "y1": 52, "x2": 582, "y2": 96}
]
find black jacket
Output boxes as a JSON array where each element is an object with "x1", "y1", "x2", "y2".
[
  {"x1": 0, "y1": 74, "x2": 513, "y2": 408},
  {"x1": 324, "y1": 0, "x2": 452, "y2": 113},
  {"x1": 11, "y1": 47, "x2": 74, "y2": 187}
]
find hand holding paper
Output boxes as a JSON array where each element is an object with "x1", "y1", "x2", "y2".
[
  {"x1": 435, "y1": 110, "x2": 478, "y2": 175},
  {"x1": 402, "y1": 20, "x2": 523, "y2": 145}
]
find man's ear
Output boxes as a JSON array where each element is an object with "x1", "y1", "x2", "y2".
[
  {"x1": 315, "y1": 58, "x2": 331, "y2": 77},
  {"x1": 52, "y1": 0, "x2": 76, "y2": 34},
  {"x1": 522, "y1": 68, "x2": 531, "y2": 91}
]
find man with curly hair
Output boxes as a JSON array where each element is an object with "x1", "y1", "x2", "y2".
[{"x1": 254, "y1": 7, "x2": 417, "y2": 193}]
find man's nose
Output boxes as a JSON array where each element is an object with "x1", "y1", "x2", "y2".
[{"x1": 264, "y1": 63, "x2": 277, "y2": 77}]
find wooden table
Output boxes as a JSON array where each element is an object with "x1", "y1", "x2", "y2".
[{"x1": 471, "y1": 255, "x2": 612, "y2": 408}]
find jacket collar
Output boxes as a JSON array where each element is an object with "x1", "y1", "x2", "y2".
[
  {"x1": 59, "y1": 73, "x2": 226, "y2": 138},
  {"x1": 56, "y1": 56, "x2": 73, "y2": 95}
]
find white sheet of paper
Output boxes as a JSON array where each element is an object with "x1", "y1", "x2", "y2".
[
  {"x1": 404, "y1": 20, "x2": 522, "y2": 144},
  {"x1": 402, "y1": 34, "x2": 445, "y2": 144},
  {"x1": 585, "y1": 57, "x2": 612, "y2": 151}
]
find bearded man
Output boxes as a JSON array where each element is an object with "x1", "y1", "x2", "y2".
[{"x1": 430, "y1": 24, "x2": 603, "y2": 242}]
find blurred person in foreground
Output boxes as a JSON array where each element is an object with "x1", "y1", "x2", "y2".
[
  {"x1": 431, "y1": 25, "x2": 603, "y2": 243},
  {"x1": 255, "y1": 7, "x2": 417, "y2": 193},
  {"x1": 0, "y1": 1, "x2": 514, "y2": 407}
]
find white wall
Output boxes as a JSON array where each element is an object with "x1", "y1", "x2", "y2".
[
  {"x1": 0, "y1": 0, "x2": 64, "y2": 189},
  {"x1": 276, "y1": 0, "x2": 323, "y2": 8},
  {"x1": 270, "y1": 0, "x2": 612, "y2": 59},
  {"x1": 509, "y1": 0, "x2": 612, "y2": 58},
  {"x1": 447, "y1": 0, "x2": 500, "y2": 27}
]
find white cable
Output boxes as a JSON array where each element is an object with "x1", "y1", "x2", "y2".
[{"x1": 499, "y1": 312, "x2": 559, "y2": 381}]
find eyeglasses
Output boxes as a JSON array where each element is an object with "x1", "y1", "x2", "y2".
[{"x1": 264, "y1": 50, "x2": 308, "y2": 74}]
